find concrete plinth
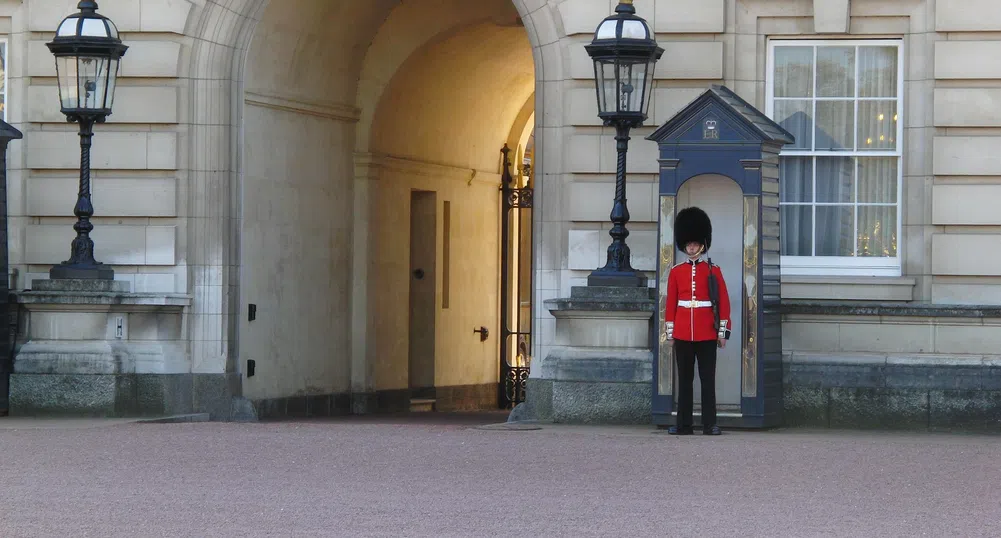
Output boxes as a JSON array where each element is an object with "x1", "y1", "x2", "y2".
[
  {"x1": 517, "y1": 286, "x2": 656, "y2": 424},
  {"x1": 7, "y1": 279, "x2": 253, "y2": 421}
]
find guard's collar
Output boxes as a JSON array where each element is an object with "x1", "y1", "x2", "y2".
[{"x1": 686, "y1": 253, "x2": 707, "y2": 264}]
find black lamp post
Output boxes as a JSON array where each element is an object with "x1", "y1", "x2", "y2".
[
  {"x1": 585, "y1": 0, "x2": 663, "y2": 287},
  {"x1": 46, "y1": 1, "x2": 128, "y2": 280}
]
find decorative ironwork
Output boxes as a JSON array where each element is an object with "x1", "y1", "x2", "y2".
[
  {"x1": 504, "y1": 335, "x2": 531, "y2": 404},
  {"x1": 506, "y1": 188, "x2": 534, "y2": 209},
  {"x1": 499, "y1": 144, "x2": 534, "y2": 408},
  {"x1": 588, "y1": 123, "x2": 642, "y2": 285},
  {"x1": 49, "y1": 118, "x2": 116, "y2": 280}
]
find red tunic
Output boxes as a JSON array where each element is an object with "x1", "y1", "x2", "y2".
[{"x1": 665, "y1": 259, "x2": 732, "y2": 342}]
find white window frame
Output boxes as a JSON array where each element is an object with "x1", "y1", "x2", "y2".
[{"x1": 765, "y1": 38, "x2": 904, "y2": 277}]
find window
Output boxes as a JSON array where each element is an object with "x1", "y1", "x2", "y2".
[{"x1": 766, "y1": 40, "x2": 903, "y2": 276}]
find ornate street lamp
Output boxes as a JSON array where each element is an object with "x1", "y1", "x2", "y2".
[
  {"x1": 46, "y1": 1, "x2": 128, "y2": 280},
  {"x1": 585, "y1": 0, "x2": 663, "y2": 287}
]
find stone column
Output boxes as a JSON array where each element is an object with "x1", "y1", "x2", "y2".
[{"x1": 517, "y1": 286, "x2": 655, "y2": 424}]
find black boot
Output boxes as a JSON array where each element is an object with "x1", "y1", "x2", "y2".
[
  {"x1": 668, "y1": 425, "x2": 694, "y2": 435},
  {"x1": 703, "y1": 425, "x2": 722, "y2": 436}
]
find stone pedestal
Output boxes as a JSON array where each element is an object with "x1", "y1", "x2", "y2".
[
  {"x1": 518, "y1": 286, "x2": 656, "y2": 424},
  {"x1": 8, "y1": 279, "x2": 249, "y2": 420}
]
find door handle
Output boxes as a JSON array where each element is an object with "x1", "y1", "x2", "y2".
[{"x1": 473, "y1": 326, "x2": 489, "y2": 342}]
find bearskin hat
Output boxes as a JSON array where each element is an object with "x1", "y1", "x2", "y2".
[{"x1": 674, "y1": 206, "x2": 712, "y2": 252}]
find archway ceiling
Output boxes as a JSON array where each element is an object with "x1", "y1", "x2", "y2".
[
  {"x1": 245, "y1": 0, "x2": 398, "y2": 105},
  {"x1": 369, "y1": 21, "x2": 534, "y2": 171},
  {"x1": 245, "y1": 0, "x2": 534, "y2": 173}
]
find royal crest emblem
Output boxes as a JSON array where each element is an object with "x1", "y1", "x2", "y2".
[{"x1": 703, "y1": 118, "x2": 719, "y2": 140}]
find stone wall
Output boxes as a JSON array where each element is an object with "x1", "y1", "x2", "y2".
[
  {"x1": 782, "y1": 304, "x2": 1001, "y2": 432},
  {"x1": 6, "y1": 0, "x2": 1001, "y2": 417}
]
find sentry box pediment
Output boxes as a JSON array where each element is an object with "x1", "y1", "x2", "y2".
[{"x1": 646, "y1": 85, "x2": 793, "y2": 429}]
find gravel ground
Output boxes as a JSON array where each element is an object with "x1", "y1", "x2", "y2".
[{"x1": 0, "y1": 412, "x2": 998, "y2": 537}]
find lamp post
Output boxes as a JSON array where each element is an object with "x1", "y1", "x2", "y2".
[
  {"x1": 46, "y1": 1, "x2": 128, "y2": 280},
  {"x1": 585, "y1": 0, "x2": 663, "y2": 287}
]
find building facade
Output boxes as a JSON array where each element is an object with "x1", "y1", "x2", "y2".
[{"x1": 2, "y1": 0, "x2": 1000, "y2": 427}]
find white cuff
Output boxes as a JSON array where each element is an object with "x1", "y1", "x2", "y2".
[{"x1": 718, "y1": 320, "x2": 730, "y2": 340}]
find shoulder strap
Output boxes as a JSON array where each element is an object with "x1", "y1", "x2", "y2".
[{"x1": 706, "y1": 257, "x2": 720, "y2": 331}]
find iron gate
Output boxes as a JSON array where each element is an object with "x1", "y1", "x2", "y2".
[{"x1": 498, "y1": 143, "x2": 534, "y2": 408}]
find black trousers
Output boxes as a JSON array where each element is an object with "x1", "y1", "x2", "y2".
[{"x1": 674, "y1": 339, "x2": 718, "y2": 428}]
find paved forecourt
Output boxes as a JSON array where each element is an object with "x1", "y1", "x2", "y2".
[{"x1": 0, "y1": 413, "x2": 997, "y2": 537}]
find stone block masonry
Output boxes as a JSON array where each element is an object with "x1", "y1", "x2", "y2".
[{"x1": 783, "y1": 355, "x2": 1001, "y2": 433}]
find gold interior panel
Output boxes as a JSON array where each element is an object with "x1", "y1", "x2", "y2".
[
  {"x1": 658, "y1": 195, "x2": 676, "y2": 396},
  {"x1": 742, "y1": 196, "x2": 759, "y2": 398}
]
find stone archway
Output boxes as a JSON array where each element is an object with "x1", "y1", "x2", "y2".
[{"x1": 181, "y1": 0, "x2": 566, "y2": 413}]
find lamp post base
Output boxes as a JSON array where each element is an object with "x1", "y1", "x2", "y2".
[
  {"x1": 49, "y1": 263, "x2": 114, "y2": 281},
  {"x1": 587, "y1": 271, "x2": 646, "y2": 288}
]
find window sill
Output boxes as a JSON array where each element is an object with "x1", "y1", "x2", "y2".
[{"x1": 781, "y1": 275, "x2": 916, "y2": 302}]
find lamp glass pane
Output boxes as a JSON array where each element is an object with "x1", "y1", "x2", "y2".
[
  {"x1": 596, "y1": 20, "x2": 617, "y2": 39},
  {"x1": 642, "y1": 58, "x2": 656, "y2": 116},
  {"x1": 616, "y1": 60, "x2": 646, "y2": 113},
  {"x1": 55, "y1": 56, "x2": 79, "y2": 109},
  {"x1": 57, "y1": 18, "x2": 78, "y2": 37},
  {"x1": 105, "y1": 58, "x2": 120, "y2": 110},
  {"x1": 593, "y1": 60, "x2": 605, "y2": 113},
  {"x1": 598, "y1": 60, "x2": 616, "y2": 115},
  {"x1": 80, "y1": 18, "x2": 108, "y2": 38},
  {"x1": 76, "y1": 55, "x2": 109, "y2": 110},
  {"x1": 620, "y1": 20, "x2": 647, "y2": 39}
]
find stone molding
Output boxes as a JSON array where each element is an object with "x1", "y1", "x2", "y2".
[
  {"x1": 244, "y1": 91, "x2": 362, "y2": 123},
  {"x1": 355, "y1": 152, "x2": 503, "y2": 186},
  {"x1": 780, "y1": 302, "x2": 1001, "y2": 318},
  {"x1": 781, "y1": 276, "x2": 916, "y2": 302},
  {"x1": 16, "y1": 292, "x2": 192, "y2": 308}
]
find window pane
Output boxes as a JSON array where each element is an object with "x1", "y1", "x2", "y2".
[
  {"x1": 815, "y1": 100, "x2": 854, "y2": 150},
  {"x1": 815, "y1": 206, "x2": 855, "y2": 256},
  {"x1": 859, "y1": 46, "x2": 897, "y2": 98},
  {"x1": 781, "y1": 205, "x2": 813, "y2": 256},
  {"x1": 817, "y1": 46, "x2": 855, "y2": 97},
  {"x1": 780, "y1": 157, "x2": 813, "y2": 202},
  {"x1": 774, "y1": 46, "x2": 814, "y2": 98},
  {"x1": 857, "y1": 158, "x2": 898, "y2": 203},
  {"x1": 858, "y1": 206, "x2": 897, "y2": 257},
  {"x1": 858, "y1": 101, "x2": 897, "y2": 151},
  {"x1": 775, "y1": 100, "x2": 813, "y2": 150},
  {"x1": 816, "y1": 157, "x2": 854, "y2": 203}
]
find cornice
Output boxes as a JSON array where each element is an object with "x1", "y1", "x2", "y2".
[{"x1": 244, "y1": 91, "x2": 361, "y2": 123}]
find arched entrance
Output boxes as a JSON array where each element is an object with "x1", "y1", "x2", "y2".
[{"x1": 228, "y1": 0, "x2": 546, "y2": 414}]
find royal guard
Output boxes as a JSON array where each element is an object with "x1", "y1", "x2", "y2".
[{"x1": 665, "y1": 206, "x2": 732, "y2": 436}]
